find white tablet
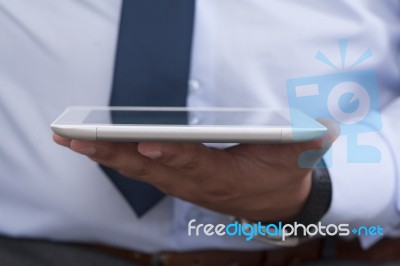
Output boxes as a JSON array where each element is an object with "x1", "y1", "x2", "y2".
[{"x1": 50, "y1": 107, "x2": 326, "y2": 143}]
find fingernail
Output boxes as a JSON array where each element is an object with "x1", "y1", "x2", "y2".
[
  {"x1": 140, "y1": 150, "x2": 162, "y2": 159},
  {"x1": 72, "y1": 146, "x2": 96, "y2": 156}
]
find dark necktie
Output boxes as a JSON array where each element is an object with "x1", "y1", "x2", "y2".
[{"x1": 101, "y1": 0, "x2": 195, "y2": 217}]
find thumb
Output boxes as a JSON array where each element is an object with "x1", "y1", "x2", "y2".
[
  {"x1": 318, "y1": 118, "x2": 341, "y2": 150},
  {"x1": 298, "y1": 118, "x2": 340, "y2": 168}
]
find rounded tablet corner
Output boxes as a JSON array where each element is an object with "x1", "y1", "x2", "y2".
[
  {"x1": 281, "y1": 127, "x2": 327, "y2": 143},
  {"x1": 51, "y1": 125, "x2": 97, "y2": 141}
]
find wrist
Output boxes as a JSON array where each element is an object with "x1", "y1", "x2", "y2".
[
  {"x1": 290, "y1": 164, "x2": 332, "y2": 226},
  {"x1": 280, "y1": 171, "x2": 313, "y2": 222},
  {"x1": 234, "y1": 161, "x2": 332, "y2": 246},
  {"x1": 243, "y1": 171, "x2": 313, "y2": 222}
]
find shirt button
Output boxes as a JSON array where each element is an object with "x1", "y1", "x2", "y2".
[
  {"x1": 189, "y1": 116, "x2": 200, "y2": 125},
  {"x1": 186, "y1": 207, "x2": 203, "y2": 223},
  {"x1": 188, "y1": 79, "x2": 200, "y2": 92}
]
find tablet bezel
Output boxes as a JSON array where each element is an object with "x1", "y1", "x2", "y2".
[{"x1": 51, "y1": 106, "x2": 327, "y2": 143}]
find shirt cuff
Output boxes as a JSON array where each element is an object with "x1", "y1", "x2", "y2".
[{"x1": 321, "y1": 126, "x2": 398, "y2": 249}]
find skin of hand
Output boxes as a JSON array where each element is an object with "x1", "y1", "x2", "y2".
[{"x1": 53, "y1": 120, "x2": 339, "y2": 222}]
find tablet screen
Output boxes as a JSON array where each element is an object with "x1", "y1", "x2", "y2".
[{"x1": 83, "y1": 110, "x2": 291, "y2": 127}]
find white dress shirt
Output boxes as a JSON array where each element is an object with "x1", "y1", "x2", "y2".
[{"x1": 0, "y1": 0, "x2": 399, "y2": 252}]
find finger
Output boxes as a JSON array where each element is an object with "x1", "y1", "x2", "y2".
[
  {"x1": 53, "y1": 134, "x2": 72, "y2": 147},
  {"x1": 69, "y1": 140, "x2": 186, "y2": 188},
  {"x1": 137, "y1": 142, "x2": 221, "y2": 176},
  {"x1": 296, "y1": 118, "x2": 340, "y2": 168},
  {"x1": 70, "y1": 140, "x2": 143, "y2": 171},
  {"x1": 288, "y1": 118, "x2": 340, "y2": 153},
  {"x1": 89, "y1": 143, "x2": 203, "y2": 201},
  {"x1": 317, "y1": 118, "x2": 340, "y2": 149}
]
